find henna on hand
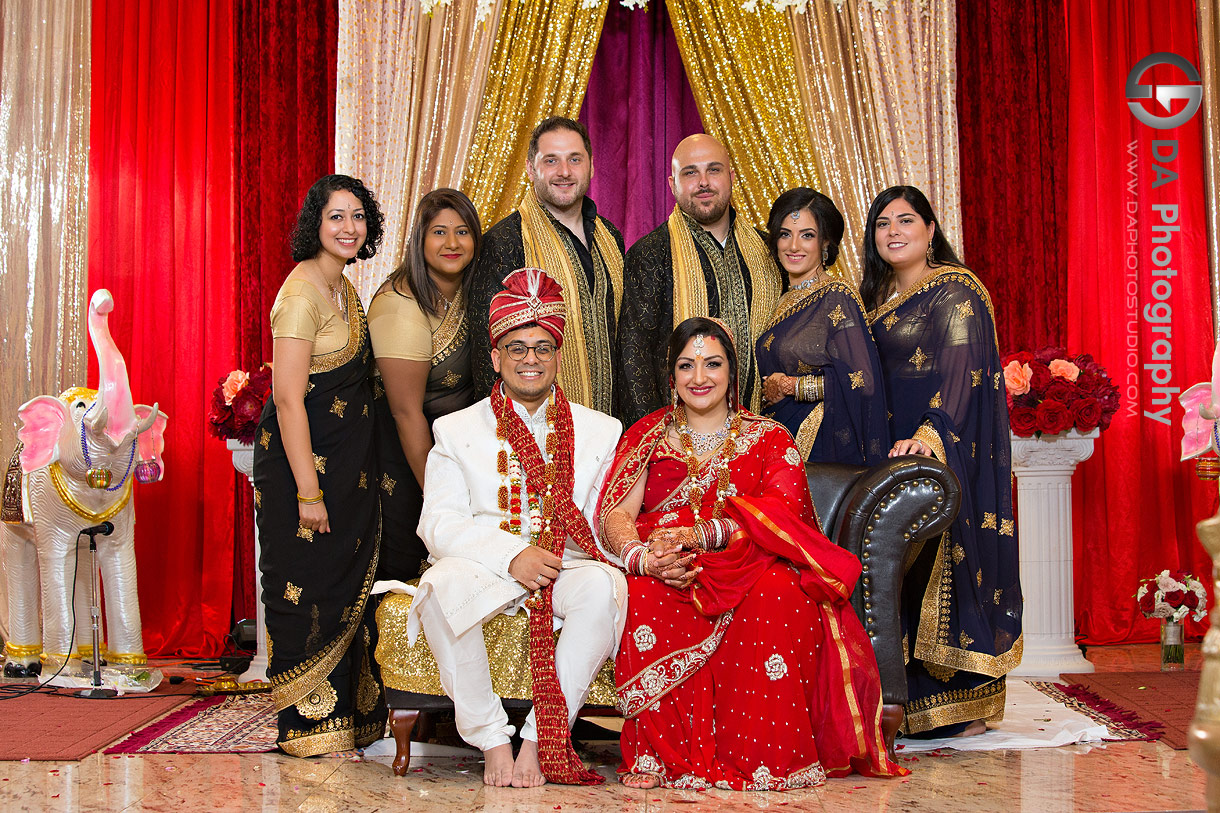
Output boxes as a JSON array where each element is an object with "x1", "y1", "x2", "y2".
[{"x1": 604, "y1": 509, "x2": 643, "y2": 557}]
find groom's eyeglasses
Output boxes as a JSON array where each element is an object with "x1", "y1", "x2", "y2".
[{"x1": 503, "y1": 341, "x2": 556, "y2": 361}]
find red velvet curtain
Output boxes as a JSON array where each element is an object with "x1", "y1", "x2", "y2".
[
  {"x1": 579, "y1": 1, "x2": 703, "y2": 247},
  {"x1": 89, "y1": 0, "x2": 236, "y2": 655},
  {"x1": 956, "y1": 0, "x2": 1068, "y2": 354},
  {"x1": 230, "y1": 0, "x2": 338, "y2": 625},
  {"x1": 1065, "y1": 0, "x2": 1216, "y2": 644}
]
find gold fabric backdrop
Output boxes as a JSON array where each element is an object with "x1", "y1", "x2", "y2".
[
  {"x1": 666, "y1": 0, "x2": 828, "y2": 235},
  {"x1": 849, "y1": 0, "x2": 962, "y2": 255},
  {"x1": 790, "y1": 0, "x2": 962, "y2": 278},
  {"x1": 335, "y1": 0, "x2": 503, "y2": 302},
  {"x1": 459, "y1": 0, "x2": 608, "y2": 228},
  {"x1": 0, "y1": 0, "x2": 92, "y2": 639}
]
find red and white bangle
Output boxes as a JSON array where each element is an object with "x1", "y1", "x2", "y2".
[
  {"x1": 621, "y1": 539, "x2": 648, "y2": 575},
  {"x1": 694, "y1": 519, "x2": 738, "y2": 551}
]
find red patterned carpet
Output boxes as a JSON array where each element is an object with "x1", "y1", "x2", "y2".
[
  {"x1": 0, "y1": 680, "x2": 195, "y2": 761},
  {"x1": 1058, "y1": 670, "x2": 1201, "y2": 750},
  {"x1": 105, "y1": 693, "x2": 278, "y2": 754}
]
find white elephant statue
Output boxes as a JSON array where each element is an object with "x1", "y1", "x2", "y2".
[{"x1": 1, "y1": 289, "x2": 167, "y2": 677}]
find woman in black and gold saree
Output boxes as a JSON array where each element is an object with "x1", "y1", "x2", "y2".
[
  {"x1": 254, "y1": 175, "x2": 387, "y2": 757},
  {"x1": 861, "y1": 185, "x2": 1021, "y2": 739},
  {"x1": 755, "y1": 188, "x2": 888, "y2": 465},
  {"x1": 367, "y1": 189, "x2": 481, "y2": 583}
]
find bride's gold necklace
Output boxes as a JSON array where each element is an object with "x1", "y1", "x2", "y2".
[{"x1": 673, "y1": 403, "x2": 741, "y2": 523}]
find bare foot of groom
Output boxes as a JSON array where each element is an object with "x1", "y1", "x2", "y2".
[
  {"x1": 483, "y1": 742, "x2": 515, "y2": 786},
  {"x1": 511, "y1": 739, "x2": 547, "y2": 787}
]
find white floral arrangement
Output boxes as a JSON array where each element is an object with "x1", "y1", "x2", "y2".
[{"x1": 1136, "y1": 569, "x2": 1208, "y2": 623}]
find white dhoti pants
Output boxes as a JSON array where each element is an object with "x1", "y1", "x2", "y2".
[{"x1": 417, "y1": 562, "x2": 623, "y2": 751}]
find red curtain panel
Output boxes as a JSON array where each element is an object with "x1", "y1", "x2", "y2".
[
  {"x1": 579, "y1": 1, "x2": 703, "y2": 248},
  {"x1": 1065, "y1": 0, "x2": 1216, "y2": 644},
  {"x1": 230, "y1": 0, "x2": 338, "y2": 626},
  {"x1": 88, "y1": 0, "x2": 237, "y2": 656},
  {"x1": 956, "y1": 0, "x2": 1068, "y2": 354}
]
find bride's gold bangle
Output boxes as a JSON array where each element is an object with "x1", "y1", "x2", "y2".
[{"x1": 297, "y1": 490, "x2": 324, "y2": 504}]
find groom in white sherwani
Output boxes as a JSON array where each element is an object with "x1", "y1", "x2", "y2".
[{"x1": 409, "y1": 267, "x2": 624, "y2": 788}]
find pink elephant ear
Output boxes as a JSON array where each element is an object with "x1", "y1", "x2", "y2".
[
  {"x1": 16, "y1": 396, "x2": 73, "y2": 472},
  {"x1": 1180, "y1": 382, "x2": 1217, "y2": 461},
  {"x1": 134, "y1": 404, "x2": 168, "y2": 480}
]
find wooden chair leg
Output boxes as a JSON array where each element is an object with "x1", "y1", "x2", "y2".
[
  {"x1": 388, "y1": 709, "x2": 420, "y2": 777},
  {"x1": 881, "y1": 704, "x2": 904, "y2": 764}
]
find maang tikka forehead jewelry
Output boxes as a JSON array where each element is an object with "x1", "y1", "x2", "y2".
[
  {"x1": 693, "y1": 334, "x2": 706, "y2": 358},
  {"x1": 789, "y1": 210, "x2": 800, "y2": 221}
]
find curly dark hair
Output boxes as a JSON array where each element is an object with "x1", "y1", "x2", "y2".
[
  {"x1": 289, "y1": 174, "x2": 385, "y2": 264},
  {"x1": 766, "y1": 187, "x2": 845, "y2": 273},
  {"x1": 387, "y1": 188, "x2": 483, "y2": 318},
  {"x1": 667, "y1": 316, "x2": 740, "y2": 411},
  {"x1": 860, "y1": 185, "x2": 963, "y2": 312}
]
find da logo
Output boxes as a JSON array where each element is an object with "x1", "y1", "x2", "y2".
[{"x1": 1126, "y1": 52, "x2": 1202, "y2": 129}]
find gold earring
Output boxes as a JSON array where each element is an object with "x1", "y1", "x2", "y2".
[
  {"x1": 670, "y1": 387, "x2": 678, "y2": 409},
  {"x1": 926, "y1": 243, "x2": 935, "y2": 265}
]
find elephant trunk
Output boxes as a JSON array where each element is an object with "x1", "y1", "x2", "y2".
[{"x1": 88, "y1": 289, "x2": 138, "y2": 445}]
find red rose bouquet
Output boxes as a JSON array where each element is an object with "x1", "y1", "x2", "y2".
[
  {"x1": 208, "y1": 365, "x2": 272, "y2": 444},
  {"x1": 1002, "y1": 347, "x2": 1121, "y2": 438},
  {"x1": 1136, "y1": 569, "x2": 1208, "y2": 623}
]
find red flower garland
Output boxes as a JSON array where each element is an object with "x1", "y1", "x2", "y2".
[{"x1": 491, "y1": 382, "x2": 606, "y2": 785}]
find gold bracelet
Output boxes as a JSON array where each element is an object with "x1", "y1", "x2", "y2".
[
  {"x1": 297, "y1": 490, "x2": 324, "y2": 504},
  {"x1": 796, "y1": 375, "x2": 823, "y2": 403}
]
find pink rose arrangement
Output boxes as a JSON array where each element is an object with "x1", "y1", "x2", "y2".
[
  {"x1": 208, "y1": 365, "x2": 273, "y2": 444},
  {"x1": 1002, "y1": 347, "x2": 1120, "y2": 437},
  {"x1": 1136, "y1": 569, "x2": 1208, "y2": 623}
]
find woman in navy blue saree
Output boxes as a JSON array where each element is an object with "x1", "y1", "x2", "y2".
[
  {"x1": 755, "y1": 188, "x2": 888, "y2": 465},
  {"x1": 861, "y1": 186, "x2": 1021, "y2": 738}
]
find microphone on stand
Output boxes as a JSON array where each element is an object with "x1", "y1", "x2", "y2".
[{"x1": 77, "y1": 521, "x2": 118, "y2": 698}]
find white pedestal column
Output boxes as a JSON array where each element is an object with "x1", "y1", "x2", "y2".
[
  {"x1": 1009, "y1": 428, "x2": 1098, "y2": 677},
  {"x1": 227, "y1": 439, "x2": 267, "y2": 684}
]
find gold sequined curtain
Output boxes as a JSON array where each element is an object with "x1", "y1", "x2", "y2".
[
  {"x1": 664, "y1": 0, "x2": 826, "y2": 233},
  {"x1": 335, "y1": 1, "x2": 503, "y2": 304},
  {"x1": 0, "y1": 0, "x2": 91, "y2": 639},
  {"x1": 460, "y1": 0, "x2": 608, "y2": 228},
  {"x1": 1198, "y1": 0, "x2": 1220, "y2": 337},
  {"x1": 787, "y1": 0, "x2": 962, "y2": 273}
]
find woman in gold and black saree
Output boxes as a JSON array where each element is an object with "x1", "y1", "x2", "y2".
[
  {"x1": 368, "y1": 189, "x2": 481, "y2": 582},
  {"x1": 861, "y1": 185, "x2": 1021, "y2": 738},
  {"x1": 254, "y1": 175, "x2": 387, "y2": 756},
  {"x1": 756, "y1": 188, "x2": 888, "y2": 464}
]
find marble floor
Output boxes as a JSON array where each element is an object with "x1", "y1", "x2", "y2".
[{"x1": 0, "y1": 644, "x2": 1212, "y2": 812}]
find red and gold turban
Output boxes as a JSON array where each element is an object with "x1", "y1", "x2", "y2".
[{"x1": 488, "y1": 267, "x2": 567, "y2": 347}]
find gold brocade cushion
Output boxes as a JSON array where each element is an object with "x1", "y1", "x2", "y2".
[{"x1": 374, "y1": 592, "x2": 619, "y2": 708}]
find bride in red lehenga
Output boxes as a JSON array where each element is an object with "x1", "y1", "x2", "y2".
[{"x1": 598, "y1": 317, "x2": 908, "y2": 791}]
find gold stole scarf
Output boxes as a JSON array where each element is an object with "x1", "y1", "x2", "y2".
[
  {"x1": 518, "y1": 191, "x2": 624, "y2": 413},
  {"x1": 666, "y1": 205, "x2": 781, "y2": 411}
]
